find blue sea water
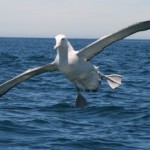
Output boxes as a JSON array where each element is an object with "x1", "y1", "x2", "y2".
[{"x1": 0, "y1": 37, "x2": 150, "y2": 150}]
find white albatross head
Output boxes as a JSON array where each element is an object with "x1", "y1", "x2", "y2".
[{"x1": 54, "y1": 34, "x2": 68, "y2": 50}]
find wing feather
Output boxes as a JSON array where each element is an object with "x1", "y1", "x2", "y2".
[
  {"x1": 0, "y1": 62, "x2": 57, "y2": 96},
  {"x1": 77, "y1": 21, "x2": 150, "y2": 60}
]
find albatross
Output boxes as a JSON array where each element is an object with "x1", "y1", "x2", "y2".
[{"x1": 0, "y1": 21, "x2": 150, "y2": 107}]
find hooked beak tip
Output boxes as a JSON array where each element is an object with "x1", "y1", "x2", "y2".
[{"x1": 54, "y1": 45, "x2": 58, "y2": 50}]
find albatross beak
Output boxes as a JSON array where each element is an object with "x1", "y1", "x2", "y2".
[
  {"x1": 54, "y1": 44, "x2": 58, "y2": 50},
  {"x1": 54, "y1": 42, "x2": 60, "y2": 50},
  {"x1": 54, "y1": 45, "x2": 57, "y2": 50}
]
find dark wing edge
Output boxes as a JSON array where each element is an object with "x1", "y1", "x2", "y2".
[
  {"x1": 77, "y1": 20, "x2": 150, "y2": 60},
  {"x1": 0, "y1": 61, "x2": 57, "y2": 97}
]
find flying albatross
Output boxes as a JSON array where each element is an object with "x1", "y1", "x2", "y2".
[{"x1": 0, "y1": 21, "x2": 150, "y2": 107}]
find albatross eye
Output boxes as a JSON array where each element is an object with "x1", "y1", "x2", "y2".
[{"x1": 61, "y1": 38, "x2": 64, "y2": 41}]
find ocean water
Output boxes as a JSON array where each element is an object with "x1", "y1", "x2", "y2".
[{"x1": 0, "y1": 37, "x2": 150, "y2": 150}]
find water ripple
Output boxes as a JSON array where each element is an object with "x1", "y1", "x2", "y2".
[{"x1": 0, "y1": 38, "x2": 150, "y2": 150}]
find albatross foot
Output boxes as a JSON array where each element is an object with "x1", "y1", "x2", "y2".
[{"x1": 75, "y1": 92, "x2": 87, "y2": 108}]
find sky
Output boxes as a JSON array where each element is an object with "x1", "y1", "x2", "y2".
[{"x1": 0, "y1": 0, "x2": 150, "y2": 39}]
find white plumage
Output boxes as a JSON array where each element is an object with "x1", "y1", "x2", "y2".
[{"x1": 0, "y1": 21, "x2": 150, "y2": 107}]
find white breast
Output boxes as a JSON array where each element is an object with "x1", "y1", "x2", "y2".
[{"x1": 55, "y1": 50, "x2": 100, "y2": 91}]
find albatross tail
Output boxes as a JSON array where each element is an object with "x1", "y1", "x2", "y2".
[{"x1": 99, "y1": 72, "x2": 122, "y2": 89}]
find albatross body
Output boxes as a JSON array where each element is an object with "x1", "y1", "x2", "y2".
[
  {"x1": 54, "y1": 35, "x2": 100, "y2": 92},
  {"x1": 0, "y1": 21, "x2": 150, "y2": 107}
]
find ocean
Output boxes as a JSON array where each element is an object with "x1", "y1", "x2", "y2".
[{"x1": 0, "y1": 37, "x2": 150, "y2": 150}]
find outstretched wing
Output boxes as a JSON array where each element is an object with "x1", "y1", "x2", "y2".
[
  {"x1": 0, "y1": 62, "x2": 57, "y2": 96},
  {"x1": 77, "y1": 21, "x2": 150, "y2": 60}
]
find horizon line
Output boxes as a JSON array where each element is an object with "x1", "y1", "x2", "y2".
[{"x1": 0, "y1": 36, "x2": 149, "y2": 40}]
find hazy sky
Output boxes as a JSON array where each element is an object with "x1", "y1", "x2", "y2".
[{"x1": 0, "y1": 0, "x2": 150, "y2": 38}]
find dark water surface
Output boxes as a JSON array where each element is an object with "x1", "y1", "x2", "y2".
[{"x1": 0, "y1": 38, "x2": 150, "y2": 150}]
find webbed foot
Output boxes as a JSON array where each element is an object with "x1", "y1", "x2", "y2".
[{"x1": 75, "y1": 92, "x2": 87, "y2": 108}]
